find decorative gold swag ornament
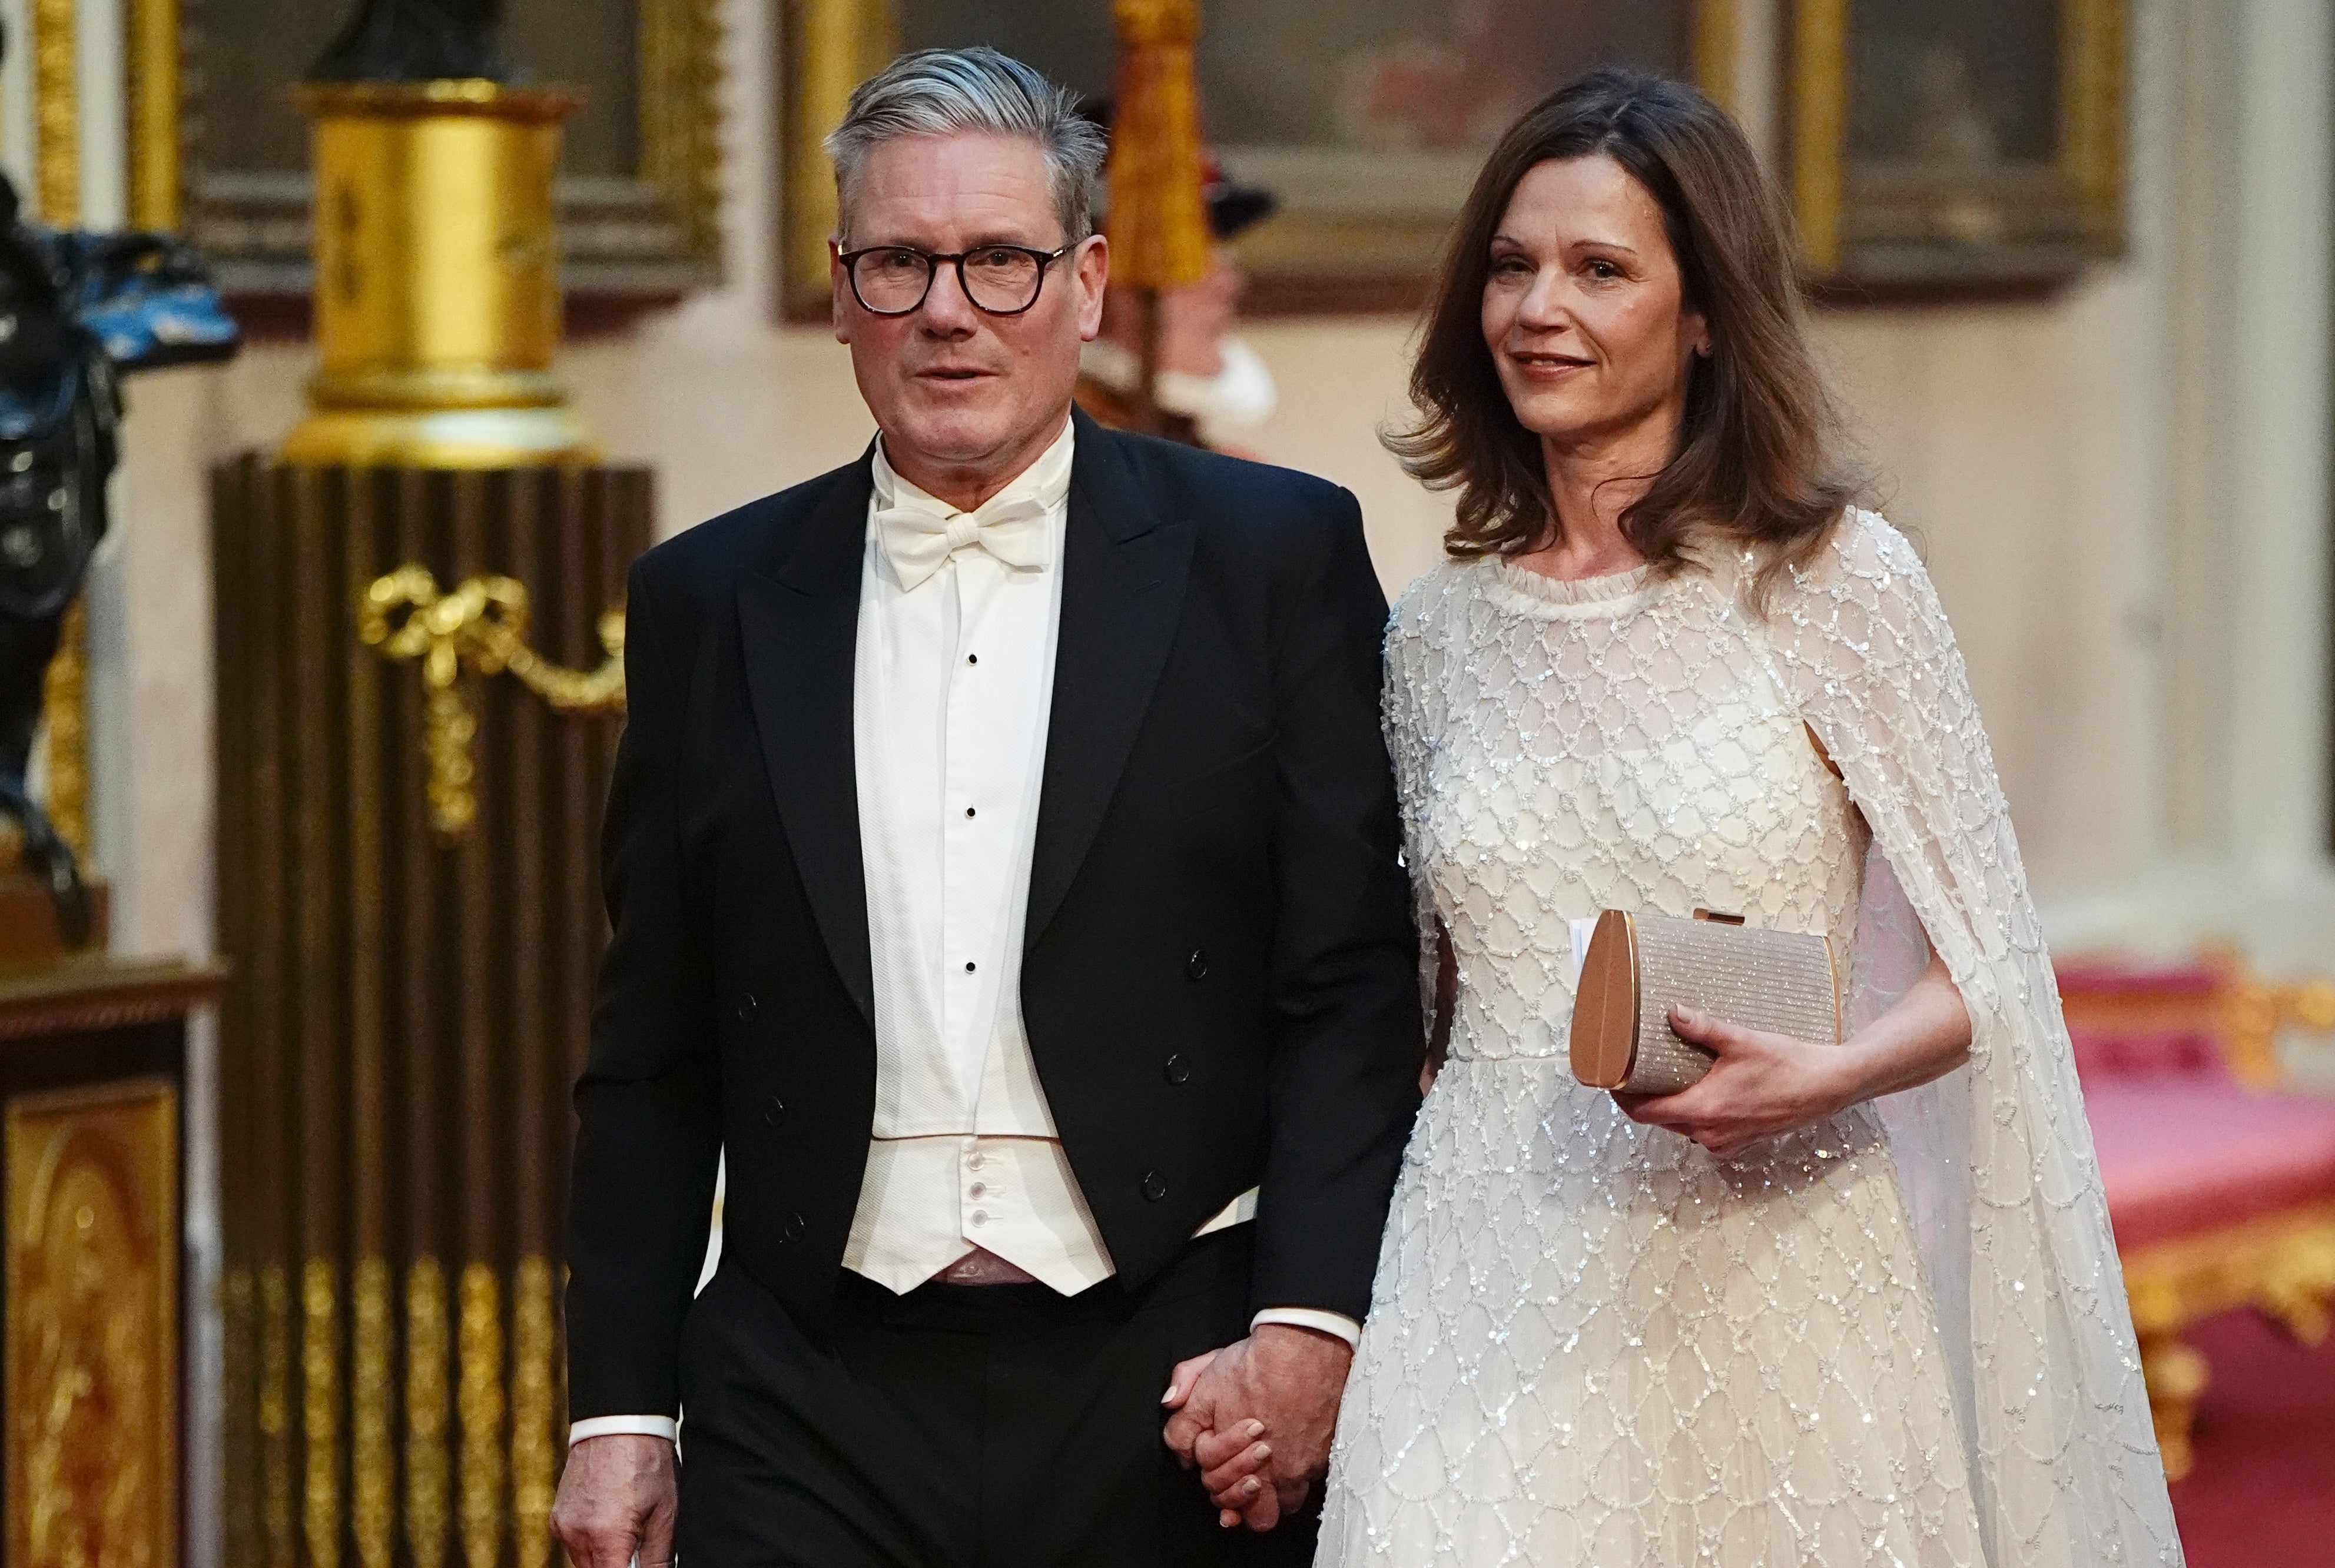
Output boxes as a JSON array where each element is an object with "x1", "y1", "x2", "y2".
[{"x1": 358, "y1": 567, "x2": 626, "y2": 836}]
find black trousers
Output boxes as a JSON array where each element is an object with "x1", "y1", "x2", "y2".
[{"x1": 674, "y1": 1227, "x2": 1319, "y2": 1567}]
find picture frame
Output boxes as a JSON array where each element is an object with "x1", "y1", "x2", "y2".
[
  {"x1": 1785, "y1": 0, "x2": 2127, "y2": 295},
  {"x1": 151, "y1": 0, "x2": 727, "y2": 298},
  {"x1": 776, "y1": 0, "x2": 1744, "y2": 320}
]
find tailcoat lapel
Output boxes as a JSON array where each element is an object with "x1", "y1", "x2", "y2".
[
  {"x1": 1026, "y1": 414, "x2": 1196, "y2": 948},
  {"x1": 737, "y1": 456, "x2": 877, "y2": 1026}
]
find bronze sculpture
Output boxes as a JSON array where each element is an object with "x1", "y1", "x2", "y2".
[
  {"x1": 310, "y1": 0, "x2": 515, "y2": 84},
  {"x1": 0, "y1": 16, "x2": 236, "y2": 948}
]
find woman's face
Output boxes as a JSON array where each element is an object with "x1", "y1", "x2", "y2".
[{"x1": 1480, "y1": 154, "x2": 1709, "y2": 452}]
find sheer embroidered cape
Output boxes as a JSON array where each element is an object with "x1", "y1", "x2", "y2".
[{"x1": 1769, "y1": 511, "x2": 2178, "y2": 1565}]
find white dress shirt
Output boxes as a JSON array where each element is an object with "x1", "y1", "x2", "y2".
[{"x1": 569, "y1": 418, "x2": 1355, "y2": 1447}]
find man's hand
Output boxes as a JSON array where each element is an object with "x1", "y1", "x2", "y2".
[
  {"x1": 550, "y1": 1434, "x2": 678, "y2": 1568},
  {"x1": 1161, "y1": 1325, "x2": 1353, "y2": 1531}
]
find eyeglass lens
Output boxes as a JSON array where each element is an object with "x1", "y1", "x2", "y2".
[{"x1": 852, "y1": 248, "x2": 1046, "y2": 314}]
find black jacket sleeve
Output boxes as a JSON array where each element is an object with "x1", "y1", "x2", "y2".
[
  {"x1": 562, "y1": 559, "x2": 723, "y2": 1420},
  {"x1": 1248, "y1": 486, "x2": 1425, "y2": 1321}
]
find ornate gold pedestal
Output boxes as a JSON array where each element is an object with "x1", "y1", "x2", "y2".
[
  {"x1": 281, "y1": 82, "x2": 597, "y2": 470},
  {"x1": 213, "y1": 459, "x2": 647, "y2": 1568}
]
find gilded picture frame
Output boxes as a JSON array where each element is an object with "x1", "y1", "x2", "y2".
[
  {"x1": 142, "y1": 0, "x2": 726, "y2": 297},
  {"x1": 777, "y1": 0, "x2": 1746, "y2": 320},
  {"x1": 1786, "y1": 0, "x2": 2127, "y2": 293}
]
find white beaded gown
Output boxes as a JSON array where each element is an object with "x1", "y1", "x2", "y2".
[{"x1": 1316, "y1": 512, "x2": 2182, "y2": 1567}]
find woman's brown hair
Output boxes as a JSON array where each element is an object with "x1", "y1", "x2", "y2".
[{"x1": 1389, "y1": 68, "x2": 1856, "y2": 596}]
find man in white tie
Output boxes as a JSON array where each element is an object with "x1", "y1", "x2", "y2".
[{"x1": 550, "y1": 46, "x2": 1422, "y2": 1568}]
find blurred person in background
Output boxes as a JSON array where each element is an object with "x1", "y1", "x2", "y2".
[{"x1": 1077, "y1": 119, "x2": 1282, "y2": 450}]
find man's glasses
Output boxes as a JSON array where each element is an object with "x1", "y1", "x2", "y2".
[{"x1": 840, "y1": 244, "x2": 1071, "y2": 317}]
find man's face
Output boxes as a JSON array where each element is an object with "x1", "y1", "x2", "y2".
[{"x1": 834, "y1": 132, "x2": 1108, "y2": 484}]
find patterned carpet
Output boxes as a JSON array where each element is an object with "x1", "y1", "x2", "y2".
[{"x1": 2171, "y1": 1309, "x2": 2335, "y2": 1567}]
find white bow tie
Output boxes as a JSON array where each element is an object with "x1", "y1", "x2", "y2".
[{"x1": 874, "y1": 491, "x2": 1052, "y2": 591}]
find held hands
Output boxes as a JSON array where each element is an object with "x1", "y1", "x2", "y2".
[
  {"x1": 549, "y1": 1433, "x2": 678, "y2": 1568},
  {"x1": 1161, "y1": 1324, "x2": 1353, "y2": 1531},
  {"x1": 1614, "y1": 1005, "x2": 1858, "y2": 1160}
]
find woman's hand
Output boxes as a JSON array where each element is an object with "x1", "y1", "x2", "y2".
[
  {"x1": 1614, "y1": 1008, "x2": 1856, "y2": 1158},
  {"x1": 1617, "y1": 950, "x2": 1974, "y2": 1158}
]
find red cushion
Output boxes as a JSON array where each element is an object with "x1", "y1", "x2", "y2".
[
  {"x1": 2087, "y1": 1081, "x2": 2335, "y2": 1250},
  {"x1": 2068, "y1": 1026, "x2": 2235, "y2": 1082},
  {"x1": 2058, "y1": 959, "x2": 2223, "y2": 997}
]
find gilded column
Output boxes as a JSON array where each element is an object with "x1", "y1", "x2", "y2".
[
  {"x1": 30, "y1": 0, "x2": 78, "y2": 224},
  {"x1": 216, "y1": 446, "x2": 645, "y2": 1568},
  {"x1": 29, "y1": 0, "x2": 88, "y2": 866},
  {"x1": 125, "y1": 0, "x2": 184, "y2": 230}
]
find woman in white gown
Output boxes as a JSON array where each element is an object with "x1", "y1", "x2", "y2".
[{"x1": 1305, "y1": 71, "x2": 2183, "y2": 1566}]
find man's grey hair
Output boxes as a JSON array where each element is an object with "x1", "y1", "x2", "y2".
[{"x1": 824, "y1": 47, "x2": 1107, "y2": 247}]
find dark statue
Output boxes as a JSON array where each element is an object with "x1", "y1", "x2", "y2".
[
  {"x1": 0, "y1": 17, "x2": 237, "y2": 946},
  {"x1": 310, "y1": 0, "x2": 516, "y2": 84}
]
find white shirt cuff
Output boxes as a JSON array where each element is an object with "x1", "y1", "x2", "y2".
[
  {"x1": 568, "y1": 1414, "x2": 678, "y2": 1446},
  {"x1": 1251, "y1": 1307, "x2": 1361, "y2": 1347}
]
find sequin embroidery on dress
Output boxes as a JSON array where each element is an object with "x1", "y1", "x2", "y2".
[{"x1": 1317, "y1": 511, "x2": 2183, "y2": 1567}]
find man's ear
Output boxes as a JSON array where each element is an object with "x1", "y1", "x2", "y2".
[
  {"x1": 831, "y1": 238, "x2": 853, "y2": 343},
  {"x1": 1076, "y1": 233, "x2": 1111, "y2": 343}
]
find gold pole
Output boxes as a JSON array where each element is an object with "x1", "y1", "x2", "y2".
[
  {"x1": 125, "y1": 0, "x2": 183, "y2": 230},
  {"x1": 1789, "y1": 0, "x2": 1848, "y2": 275},
  {"x1": 1692, "y1": 0, "x2": 1742, "y2": 127},
  {"x1": 783, "y1": 0, "x2": 901, "y2": 318},
  {"x1": 31, "y1": 0, "x2": 78, "y2": 225},
  {"x1": 29, "y1": 0, "x2": 89, "y2": 871}
]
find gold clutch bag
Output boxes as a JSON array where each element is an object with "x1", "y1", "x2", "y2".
[{"x1": 1568, "y1": 909, "x2": 1843, "y2": 1095}]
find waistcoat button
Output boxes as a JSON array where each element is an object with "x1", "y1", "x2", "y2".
[
  {"x1": 762, "y1": 1097, "x2": 786, "y2": 1127},
  {"x1": 737, "y1": 993, "x2": 759, "y2": 1022},
  {"x1": 1140, "y1": 1171, "x2": 1169, "y2": 1202},
  {"x1": 1164, "y1": 1054, "x2": 1190, "y2": 1085},
  {"x1": 1185, "y1": 949, "x2": 1208, "y2": 982}
]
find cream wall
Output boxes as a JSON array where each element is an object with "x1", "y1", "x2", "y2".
[{"x1": 92, "y1": 0, "x2": 2331, "y2": 981}]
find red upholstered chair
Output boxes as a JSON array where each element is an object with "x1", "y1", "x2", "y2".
[{"x1": 2058, "y1": 951, "x2": 2335, "y2": 1479}]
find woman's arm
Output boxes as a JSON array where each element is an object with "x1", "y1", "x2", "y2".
[{"x1": 1616, "y1": 947, "x2": 1970, "y2": 1160}]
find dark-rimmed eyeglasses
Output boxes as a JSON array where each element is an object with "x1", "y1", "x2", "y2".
[{"x1": 839, "y1": 244, "x2": 1071, "y2": 317}]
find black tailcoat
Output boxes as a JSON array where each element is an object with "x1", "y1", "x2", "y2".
[{"x1": 565, "y1": 409, "x2": 1424, "y2": 1421}]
